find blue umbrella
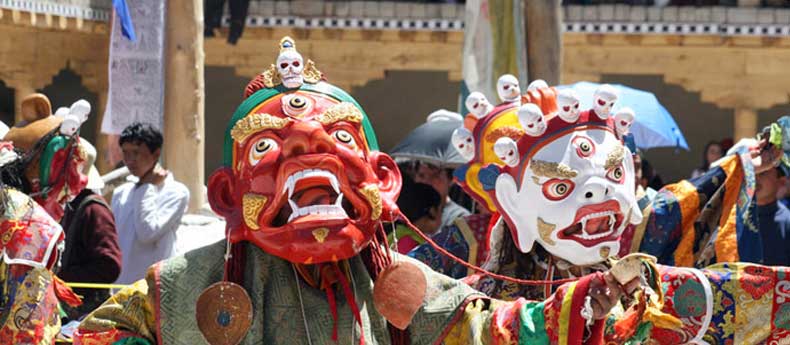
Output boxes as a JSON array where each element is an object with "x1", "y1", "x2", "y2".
[{"x1": 558, "y1": 82, "x2": 689, "y2": 151}]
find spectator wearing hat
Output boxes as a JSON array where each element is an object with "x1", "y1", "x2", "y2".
[{"x1": 57, "y1": 140, "x2": 122, "y2": 321}]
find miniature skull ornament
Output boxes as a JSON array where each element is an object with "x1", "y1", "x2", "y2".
[
  {"x1": 517, "y1": 103, "x2": 547, "y2": 137},
  {"x1": 69, "y1": 99, "x2": 91, "y2": 123},
  {"x1": 277, "y1": 50, "x2": 305, "y2": 88},
  {"x1": 55, "y1": 107, "x2": 70, "y2": 118},
  {"x1": 465, "y1": 92, "x2": 494, "y2": 119},
  {"x1": 557, "y1": 89, "x2": 581, "y2": 123},
  {"x1": 592, "y1": 84, "x2": 618, "y2": 119},
  {"x1": 452, "y1": 127, "x2": 476, "y2": 162},
  {"x1": 60, "y1": 114, "x2": 81, "y2": 136},
  {"x1": 614, "y1": 107, "x2": 636, "y2": 138},
  {"x1": 494, "y1": 137, "x2": 520, "y2": 167},
  {"x1": 497, "y1": 74, "x2": 521, "y2": 104},
  {"x1": 526, "y1": 79, "x2": 549, "y2": 92}
]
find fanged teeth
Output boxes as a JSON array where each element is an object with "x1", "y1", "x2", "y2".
[
  {"x1": 284, "y1": 168, "x2": 341, "y2": 198},
  {"x1": 575, "y1": 212, "x2": 617, "y2": 240},
  {"x1": 287, "y1": 201, "x2": 348, "y2": 223},
  {"x1": 283, "y1": 168, "x2": 346, "y2": 223}
]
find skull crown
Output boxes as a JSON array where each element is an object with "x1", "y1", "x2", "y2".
[
  {"x1": 276, "y1": 37, "x2": 305, "y2": 88},
  {"x1": 258, "y1": 36, "x2": 323, "y2": 90}
]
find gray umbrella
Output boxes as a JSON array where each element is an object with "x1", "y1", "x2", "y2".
[{"x1": 390, "y1": 117, "x2": 466, "y2": 168}]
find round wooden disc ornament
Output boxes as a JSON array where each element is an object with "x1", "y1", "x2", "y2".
[
  {"x1": 373, "y1": 261, "x2": 427, "y2": 330},
  {"x1": 196, "y1": 281, "x2": 253, "y2": 345}
]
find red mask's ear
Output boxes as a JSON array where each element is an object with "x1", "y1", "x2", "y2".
[
  {"x1": 369, "y1": 151, "x2": 401, "y2": 222},
  {"x1": 208, "y1": 167, "x2": 237, "y2": 219}
]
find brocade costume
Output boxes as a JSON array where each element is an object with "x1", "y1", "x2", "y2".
[
  {"x1": 0, "y1": 189, "x2": 65, "y2": 344},
  {"x1": 449, "y1": 79, "x2": 790, "y2": 343}
]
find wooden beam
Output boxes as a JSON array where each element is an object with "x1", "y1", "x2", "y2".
[
  {"x1": 524, "y1": 0, "x2": 562, "y2": 85},
  {"x1": 734, "y1": 107, "x2": 758, "y2": 141},
  {"x1": 164, "y1": 0, "x2": 206, "y2": 212}
]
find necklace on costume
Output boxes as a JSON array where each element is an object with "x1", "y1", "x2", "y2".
[{"x1": 292, "y1": 262, "x2": 360, "y2": 345}]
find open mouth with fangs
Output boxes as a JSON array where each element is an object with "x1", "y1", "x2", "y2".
[
  {"x1": 271, "y1": 168, "x2": 359, "y2": 227},
  {"x1": 556, "y1": 200, "x2": 625, "y2": 247}
]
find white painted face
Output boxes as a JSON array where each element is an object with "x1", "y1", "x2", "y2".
[
  {"x1": 69, "y1": 99, "x2": 91, "y2": 123},
  {"x1": 557, "y1": 89, "x2": 581, "y2": 123},
  {"x1": 517, "y1": 103, "x2": 547, "y2": 137},
  {"x1": 465, "y1": 92, "x2": 493, "y2": 119},
  {"x1": 452, "y1": 127, "x2": 475, "y2": 162},
  {"x1": 526, "y1": 79, "x2": 549, "y2": 92},
  {"x1": 497, "y1": 74, "x2": 521, "y2": 103},
  {"x1": 614, "y1": 107, "x2": 636, "y2": 138},
  {"x1": 60, "y1": 114, "x2": 81, "y2": 136},
  {"x1": 494, "y1": 137, "x2": 519, "y2": 167},
  {"x1": 592, "y1": 84, "x2": 618, "y2": 119},
  {"x1": 276, "y1": 50, "x2": 305, "y2": 88},
  {"x1": 493, "y1": 128, "x2": 642, "y2": 265}
]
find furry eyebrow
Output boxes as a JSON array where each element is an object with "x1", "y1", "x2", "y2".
[
  {"x1": 529, "y1": 160, "x2": 578, "y2": 179},
  {"x1": 605, "y1": 145, "x2": 625, "y2": 170},
  {"x1": 316, "y1": 102, "x2": 363, "y2": 125},
  {"x1": 230, "y1": 113, "x2": 291, "y2": 143}
]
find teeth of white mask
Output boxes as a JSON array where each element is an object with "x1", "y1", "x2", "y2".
[{"x1": 609, "y1": 214, "x2": 615, "y2": 233}]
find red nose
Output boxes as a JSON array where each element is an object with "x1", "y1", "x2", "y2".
[{"x1": 282, "y1": 121, "x2": 335, "y2": 157}]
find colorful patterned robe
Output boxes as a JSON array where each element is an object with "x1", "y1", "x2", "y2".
[
  {"x1": 466, "y1": 153, "x2": 790, "y2": 343},
  {"x1": 0, "y1": 189, "x2": 65, "y2": 345},
  {"x1": 406, "y1": 213, "x2": 493, "y2": 279},
  {"x1": 621, "y1": 152, "x2": 761, "y2": 267},
  {"x1": 74, "y1": 240, "x2": 610, "y2": 345}
]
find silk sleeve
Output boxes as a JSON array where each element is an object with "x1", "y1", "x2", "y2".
[
  {"x1": 74, "y1": 277, "x2": 158, "y2": 345},
  {"x1": 638, "y1": 153, "x2": 758, "y2": 267},
  {"x1": 604, "y1": 263, "x2": 790, "y2": 345},
  {"x1": 440, "y1": 273, "x2": 607, "y2": 345}
]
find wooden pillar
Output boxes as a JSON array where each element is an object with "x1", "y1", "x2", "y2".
[
  {"x1": 164, "y1": 0, "x2": 206, "y2": 212},
  {"x1": 524, "y1": 0, "x2": 562, "y2": 85},
  {"x1": 734, "y1": 107, "x2": 758, "y2": 141},
  {"x1": 13, "y1": 83, "x2": 36, "y2": 124}
]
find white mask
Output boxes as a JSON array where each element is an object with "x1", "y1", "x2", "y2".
[{"x1": 493, "y1": 128, "x2": 642, "y2": 266}]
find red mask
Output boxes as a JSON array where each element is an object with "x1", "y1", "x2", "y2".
[{"x1": 209, "y1": 89, "x2": 401, "y2": 264}]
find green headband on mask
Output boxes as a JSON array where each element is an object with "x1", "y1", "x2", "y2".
[{"x1": 222, "y1": 82, "x2": 379, "y2": 167}]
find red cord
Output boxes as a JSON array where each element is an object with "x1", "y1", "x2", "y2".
[
  {"x1": 401, "y1": 213, "x2": 578, "y2": 286},
  {"x1": 325, "y1": 285, "x2": 339, "y2": 341},
  {"x1": 334, "y1": 264, "x2": 365, "y2": 345}
]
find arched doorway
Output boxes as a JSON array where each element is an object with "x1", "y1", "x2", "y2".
[
  {"x1": 0, "y1": 80, "x2": 14, "y2": 128},
  {"x1": 38, "y1": 68, "x2": 99, "y2": 144}
]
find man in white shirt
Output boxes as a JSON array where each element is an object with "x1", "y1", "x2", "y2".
[{"x1": 113, "y1": 122, "x2": 189, "y2": 284}]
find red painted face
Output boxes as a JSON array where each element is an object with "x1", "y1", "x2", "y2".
[{"x1": 209, "y1": 91, "x2": 401, "y2": 264}]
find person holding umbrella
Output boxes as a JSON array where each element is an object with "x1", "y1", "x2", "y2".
[{"x1": 390, "y1": 110, "x2": 472, "y2": 230}]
